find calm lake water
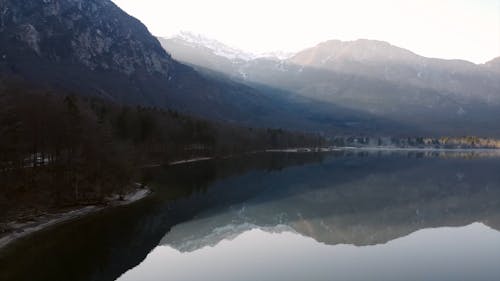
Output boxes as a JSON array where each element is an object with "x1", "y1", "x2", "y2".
[{"x1": 1, "y1": 150, "x2": 500, "y2": 281}]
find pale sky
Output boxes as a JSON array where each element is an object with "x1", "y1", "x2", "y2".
[{"x1": 112, "y1": 0, "x2": 500, "y2": 63}]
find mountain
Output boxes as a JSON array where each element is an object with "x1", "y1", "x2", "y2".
[
  {"x1": 289, "y1": 39, "x2": 500, "y2": 102},
  {"x1": 0, "y1": 0, "x2": 284, "y2": 126},
  {"x1": 0, "y1": 1, "x2": 405, "y2": 135},
  {"x1": 159, "y1": 32, "x2": 293, "y2": 62},
  {"x1": 290, "y1": 39, "x2": 421, "y2": 65},
  {"x1": 161, "y1": 35, "x2": 500, "y2": 136},
  {"x1": 485, "y1": 57, "x2": 500, "y2": 73},
  {"x1": 167, "y1": 31, "x2": 256, "y2": 61},
  {"x1": 0, "y1": 0, "x2": 174, "y2": 101},
  {"x1": 157, "y1": 33, "x2": 290, "y2": 80},
  {"x1": 0, "y1": 1, "x2": 301, "y2": 129},
  {"x1": 3, "y1": 0, "x2": 499, "y2": 136},
  {"x1": 158, "y1": 33, "x2": 248, "y2": 81}
]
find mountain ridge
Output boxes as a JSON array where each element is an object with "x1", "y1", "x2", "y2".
[
  {"x1": 289, "y1": 39, "x2": 422, "y2": 65},
  {"x1": 160, "y1": 33, "x2": 500, "y2": 136},
  {"x1": 2, "y1": 0, "x2": 499, "y2": 137},
  {"x1": 163, "y1": 33, "x2": 498, "y2": 66},
  {"x1": 161, "y1": 32, "x2": 296, "y2": 62},
  {"x1": 1, "y1": 0, "x2": 385, "y2": 134}
]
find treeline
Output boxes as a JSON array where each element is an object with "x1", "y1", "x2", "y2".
[
  {"x1": 0, "y1": 80, "x2": 324, "y2": 221},
  {"x1": 331, "y1": 136, "x2": 500, "y2": 149}
]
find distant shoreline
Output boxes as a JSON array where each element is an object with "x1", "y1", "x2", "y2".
[
  {"x1": 341, "y1": 146, "x2": 500, "y2": 152},
  {"x1": 143, "y1": 147, "x2": 500, "y2": 169},
  {"x1": 266, "y1": 146, "x2": 500, "y2": 153}
]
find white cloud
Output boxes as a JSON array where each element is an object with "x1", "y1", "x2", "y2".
[{"x1": 112, "y1": 0, "x2": 500, "y2": 63}]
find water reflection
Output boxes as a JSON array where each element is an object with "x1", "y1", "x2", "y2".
[
  {"x1": 118, "y1": 223, "x2": 500, "y2": 281},
  {"x1": 160, "y1": 151, "x2": 500, "y2": 250},
  {"x1": 1, "y1": 151, "x2": 500, "y2": 281},
  {"x1": 0, "y1": 153, "x2": 324, "y2": 281}
]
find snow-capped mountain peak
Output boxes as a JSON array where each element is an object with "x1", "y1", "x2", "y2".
[
  {"x1": 171, "y1": 31, "x2": 256, "y2": 61},
  {"x1": 167, "y1": 31, "x2": 295, "y2": 61},
  {"x1": 255, "y1": 51, "x2": 295, "y2": 60}
]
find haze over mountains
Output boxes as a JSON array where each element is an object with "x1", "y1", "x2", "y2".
[
  {"x1": 0, "y1": 0, "x2": 403, "y2": 135},
  {"x1": 1, "y1": 0, "x2": 499, "y2": 137},
  {"x1": 0, "y1": 0, "x2": 312, "y2": 129},
  {"x1": 161, "y1": 32, "x2": 500, "y2": 137}
]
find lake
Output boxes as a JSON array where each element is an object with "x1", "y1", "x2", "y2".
[{"x1": 1, "y1": 150, "x2": 500, "y2": 281}]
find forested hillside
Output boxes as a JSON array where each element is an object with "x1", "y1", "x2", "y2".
[{"x1": 0, "y1": 79, "x2": 324, "y2": 224}]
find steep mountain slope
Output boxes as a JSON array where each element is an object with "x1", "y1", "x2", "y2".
[
  {"x1": 0, "y1": 0, "x2": 407, "y2": 135},
  {"x1": 161, "y1": 35, "x2": 500, "y2": 136},
  {"x1": 0, "y1": 0, "x2": 174, "y2": 103},
  {"x1": 158, "y1": 33, "x2": 287, "y2": 81},
  {"x1": 158, "y1": 34, "x2": 248, "y2": 81},
  {"x1": 3, "y1": 0, "x2": 498, "y2": 136}
]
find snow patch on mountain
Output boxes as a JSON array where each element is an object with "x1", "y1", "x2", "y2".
[
  {"x1": 171, "y1": 31, "x2": 255, "y2": 61},
  {"x1": 256, "y1": 50, "x2": 295, "y2": 60},
  {"x1": 168, "y1": 31, "x2": 295, "y2": 61}
]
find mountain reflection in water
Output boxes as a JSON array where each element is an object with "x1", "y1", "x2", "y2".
[
  {"x1": 118, "y1": 223, "x2": 500, "y2": 281},
  {"x1": 2, "y1": 151, "x2": 500, "y2": 281}
]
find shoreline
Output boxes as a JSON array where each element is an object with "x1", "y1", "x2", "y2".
[
  {"x1": 0, "y1": 187, "x2": 151, "y2": 251},
  {"x1": 341, "y1": 146, "x2": 500, "y2": 152},
  {"x1": 0, "y1": 156, "x2": 218, "y2": 250},
  {"x1": 266, "y1": 146, "x2": 500, "y2": 153},
  {"x1": 4, "y1": 147, "x2": 498, "y2": 251},
  {"x1": 143, "y1": 146, "x2": 500, "y2": 169},
  {"x1": 169, "y1": 157, "x2": 213, "y2": 165}
]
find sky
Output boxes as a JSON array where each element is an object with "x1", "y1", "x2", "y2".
[{"x1": 111, "y1": 0, "x2": 500, "y2": 63}]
